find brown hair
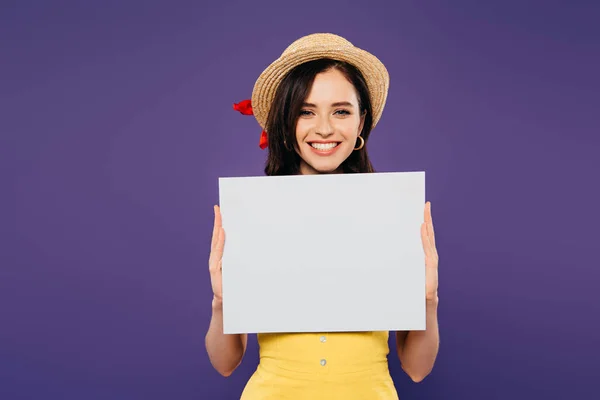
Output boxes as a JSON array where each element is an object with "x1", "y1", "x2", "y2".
[{"x1": 263, "y1": 58, "x2": 375, "y2": 176}]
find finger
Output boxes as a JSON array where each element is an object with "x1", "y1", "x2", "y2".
[
  {"x1": 216, "y1": 227, "x2": 225, "y2": 254},
  {"x1": 211, "y1": 205, "x2": 219, "y2": 250},
  {"x1": 209, "y1": 227, "x2": 225, "y2": 272},
  {"x1": 210, "y1": 205, "x2": 223, "y2": 250},
  {"x1": 422, "y1": 221, "x2": 439, "y2": 267},
  {"x1": 421, "y1": 222, "x2": 433, "y2": 257},
  {"x1": 424, "y1": 202, "x2": 436, "y2": 248},
  {"x1": 427, "y1": 202, "x2": 436, "y2": 247}
]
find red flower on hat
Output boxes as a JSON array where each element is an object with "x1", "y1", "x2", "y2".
[
  {"x1": 233, "y1": 99, "x2": 269, "y2": 149},
  {"x1": 233, "y1": 99, "x2": 253, "y2": 115},
  {"x1": 259, "y1": 130, "x2": 268, "y2": 149}
]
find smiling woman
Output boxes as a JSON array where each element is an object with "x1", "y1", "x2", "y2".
[
  {"x1": 263, "y1": 58, "x2": 374, "y2": 176},
  {"x1": 205, "y1": 33, "x2": 440, "y2": 400}
]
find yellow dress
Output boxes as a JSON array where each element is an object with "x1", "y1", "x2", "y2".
[{"x1": 240, "y1": 331, "x2": 399, "y2": 399}]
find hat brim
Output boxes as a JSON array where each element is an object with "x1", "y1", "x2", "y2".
[{"x1": 251, "y1": 46, "x2": 389, "y2": 131}]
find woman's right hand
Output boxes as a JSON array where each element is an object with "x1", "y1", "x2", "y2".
[{"x1": 209, "y1": 205, "x2": 225, "y2": 309}]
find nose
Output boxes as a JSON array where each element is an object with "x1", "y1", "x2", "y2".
[{"x1": 315, "y1": 115, "x2": 334, "y2": 137}]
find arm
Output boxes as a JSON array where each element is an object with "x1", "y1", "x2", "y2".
[
  {"x1": 396, "y1": 201, "x2": 440, "y2": 382},
  {"x1": 204, "y1": 205, "x2": 247, "y2": 376},
  {"x1": 205, "y1": 297, "x2": 248, "y2": 377},
  {"x1": 395, "y1": 296, "x2": 440, "y2": 382}
]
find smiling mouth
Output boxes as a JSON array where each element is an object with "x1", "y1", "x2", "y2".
[{"x1": 309, "y1": 142, "x2": 340, "y2": 151}]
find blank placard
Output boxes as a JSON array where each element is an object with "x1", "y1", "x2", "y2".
[{"x1": 218, "y1": 171, "x2": 426, "y2": 334}]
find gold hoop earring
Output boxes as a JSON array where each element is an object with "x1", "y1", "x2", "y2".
[{"x1": 354, "y1": 136, "x2": 365, "y2": 151}]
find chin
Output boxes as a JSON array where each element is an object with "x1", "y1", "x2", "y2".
[
  {"x1": 303, "y1": 158, "x2": 344, "y2": 174},
  {"x1": 314, "y1": 164, "x2": 341, "y2": 174}
]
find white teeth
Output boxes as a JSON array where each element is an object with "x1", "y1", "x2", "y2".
[{"x1": 310, "y1": 142, "x2": 338, "y2": 150}]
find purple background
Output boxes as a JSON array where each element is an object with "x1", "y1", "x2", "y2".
[{"x1": 4, "y1": 1, "x2": 599, "y2": 399}]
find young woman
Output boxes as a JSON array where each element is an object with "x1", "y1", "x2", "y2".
[{"x1": 205, "y1": 33, "x2": 440, "y2": 399}]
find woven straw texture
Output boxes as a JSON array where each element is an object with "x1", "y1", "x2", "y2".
[{"x1": 251, "y1": 33, "x2": 389, "y2": 131}]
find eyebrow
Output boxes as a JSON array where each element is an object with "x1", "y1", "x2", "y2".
[{"x1": 302, "y1": 101, "x2": 355, "y2": 108}]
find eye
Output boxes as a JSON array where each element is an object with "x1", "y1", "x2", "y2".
[
  {"x1": 299, "y1": 110, "x2": 313, "y2": 116},
  {"x1": 335, "y1": 109, "x2": 351, "y2": 115}
]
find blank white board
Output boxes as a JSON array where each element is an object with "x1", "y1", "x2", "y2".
[{"x1": 218, "y1": 171, "x2": 426, "y2": 334}]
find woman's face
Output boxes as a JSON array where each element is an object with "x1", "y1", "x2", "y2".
[{"x1": 294, "y1": 68, "x2": 365, "y2": 175}]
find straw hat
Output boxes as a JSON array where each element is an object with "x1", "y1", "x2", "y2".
[{"x1": 250, "y1": 33, "x2": 389, "y2": 132}]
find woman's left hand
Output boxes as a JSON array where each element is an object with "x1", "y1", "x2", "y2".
[{"x1": 421, "y1": 201, "x2": 439, "y2": 302}]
